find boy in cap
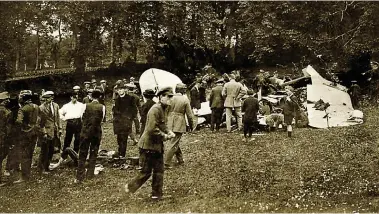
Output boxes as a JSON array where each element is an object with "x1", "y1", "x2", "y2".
[
  {"x1": 38, "y1": 91, "x2": 62, "y2": 175},
  {"x1": 91, "y1": 79, "x2": 97, "y2": 90},
  {"x1": 75, "y1": 89, "x2": 105, "y2": 183},
  {"x1": 125, "y1": 87, "x2": 175, "y2": 200},
  {"x1": 242, "y1": 89, "x2": 259, "y2": 141},
  {"x1": 209, "y1": 79, "x2": 224, "y2": 132},
  {"x1": 0, "y1": 92, "x2": 12, "y2": 186}
]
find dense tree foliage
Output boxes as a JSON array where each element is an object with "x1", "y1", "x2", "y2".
[{"x1": 1, "y1": 1, "x2": 379, "y2": 81}]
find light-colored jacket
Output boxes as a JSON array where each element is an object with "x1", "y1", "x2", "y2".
[
  {"x1": 167, "y1": 93, "x2": 195, "y2": 133},
  {"x1": 222, "y1": 79, "x2": 247, "y2": 108},
  {"x1": 39, "y1": 102, "x2": 62, "y2": 139}
]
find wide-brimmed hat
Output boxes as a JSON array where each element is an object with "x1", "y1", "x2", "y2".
[
  {"x1": 143, "y1": 89, "x2": 156, "y2": 97},
  {"x1": 157, "y1": 86, "x2": 174, "y2": 97}
]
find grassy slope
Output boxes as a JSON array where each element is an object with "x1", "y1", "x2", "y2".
[{"x1": 1, "y1": 103, "x2": 379, "y2": 212}]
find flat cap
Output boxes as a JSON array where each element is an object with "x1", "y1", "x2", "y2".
[
  {"x1": 73, "y1": 85, "x2": 80, "y2": 90},
  {"x1": 216, "y1": 78, "x2": 224, "y2": 84},
  {"x1": 84, "y1": 81, "x2": 91, "y2": 84},
  {"x1": 143, "y1": 89, "x2": 156, "y2": 97},
  {"x1": 125, "y1": 83, "x2": 136, "y2": 89},
  {"x1": 100, "y1": 80, "x2": 106, "y2": 83},
  {"x1": 91, "y1": 79, "x2": 97, "y2": 83},
  {"x1": 20, "y1": 90, "x2": 32, "y2": 96},
  {"x1": 157, "y1": 86, "x2": 174, "y2": 97},
  {"x1": 42, "y1": 91, "x2": 54, "y2": 98},
  {"x1": 176, "y1": 83, "x2": 187, "y2": 90}
]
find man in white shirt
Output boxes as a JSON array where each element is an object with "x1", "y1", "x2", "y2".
[{"x1": 54, "y1": 92, "x2": 85, "y2": 167}]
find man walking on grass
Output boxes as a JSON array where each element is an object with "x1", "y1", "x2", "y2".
[
  {"x1": 165, "y1": 83, "x2": 195, "y2": 168},
  {"x1": 125, "y1": 87, "x2": 175, "y2": 200}
]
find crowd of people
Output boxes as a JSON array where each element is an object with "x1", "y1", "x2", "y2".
[{"x1": 0, "y1": 72, "x2": 301, "y2": 201}]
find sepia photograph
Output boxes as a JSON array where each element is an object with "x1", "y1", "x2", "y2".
[{"x1": 0, "y1": 1, "x2": 378, "y2": 212}]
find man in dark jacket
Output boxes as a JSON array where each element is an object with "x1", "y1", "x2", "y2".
[
  {"x1": 75, "y1": 89, "x2": 105, "y2": 183},
  {"x1": 13, "y1": 93, "x2": 40, "y2": 183},
  {"x1": 140, "y1": 89, "x2": 156, "y2": 135},
  {"x1": 125, "y1": 87, "x2": 175, "y2": 200},
  {"x1": 209, "y1": 79, "x2": 224, "y2": 131},
  {"x1": 190, "y1": 81, "x2": 201, "y2": 110},
  {"x1": 242, "y1": 89, "x2": 259, "y2": 140},
  {"x1": 0, "y1": 92, "x2": 11, "y2": 186},
  {"x1": 113, "y1": 84, "x2": 140, "y2": 158}
]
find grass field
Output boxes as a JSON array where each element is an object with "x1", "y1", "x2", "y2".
[{"x1": 1, "y1": 103, "x2": 379, "y2": 212}]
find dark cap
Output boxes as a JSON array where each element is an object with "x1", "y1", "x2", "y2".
[
  {"x1": 92, "y1": 89, "x2": 102, "y2": 99},
  {"x1": 247, "y1": 89, "x2": 254, "y2": 95},
  {"x1": 157, "y1": 86, "x2": 174, "y2": 97},
  {"x1": 143, "y1": 89, "x2": 156, "y2": 97}
]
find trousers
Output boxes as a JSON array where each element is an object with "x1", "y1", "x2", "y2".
[
  {"x1": 38, "y1": 138, "x2": 55, "y2": 172},
  {"x1": 62, "y1": 119, "x2": 82, "y2": 159},
  {"x1": 117, "y1": 134, "x2": 129, "y2": 157},
  {"x1": 210, "y1": 108, "x2": 223, "y2": 131},
  {"x1": 225, "y1": 107, "x2": 242, "y2": 132},
  {"x1": 76, "y1": 136, "x2": 101, "y2": 181},
  {"x1": 128, "y1": 150, "x2": 164, "y2": 197},
  {"x1": 165, "y1": 132, "x2": 184, "y2": 165}
]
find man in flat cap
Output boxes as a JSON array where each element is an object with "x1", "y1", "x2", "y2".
[
  {"x1": 112, "y1": 80, "x2": 123, "y2": 101},
  {"x1": 75, "y1": 89, "x2": 105, "y2": 183},
  {"x1": 83, "y1": 81, "x2": 91, "y2": 93},
  {"x1": 0, "y1": 92, "x2": 12, "y2": 186},
  {"x1": 209, "y1": 79, "x2": 225, "y2": 132},
  {"x1": 13, "y1": 91, "x2": 40, "y2": 183},
  {"x1": 165, "y1": 83, "x2": 195, "y2": 168},
  {"x1": 83, "y1": 89, "x2": 93, "y2": 104},
  {"x1": 91, "y1": 79, "x2": 98, "y2": 90},
  {"x1": 38, "y1": 91, "x2": 62, "y2": 175},
  {"x1": 112, "y1": 84, "x2": 140, "y2": 158},
  {"x1": 222, "y1": 73, "x2": 246, "y2": 132},
  {"x1": 125, "y1": 86, "x2": 175, "y2": 200}
]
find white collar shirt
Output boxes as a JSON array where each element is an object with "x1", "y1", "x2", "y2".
[{"x1": 59, "y1": 101, "x2": 86, "y2": 121}]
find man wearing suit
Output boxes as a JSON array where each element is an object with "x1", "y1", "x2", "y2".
[
  {"x1": 38, "y1": 91, "x2": 62, "y2": 175},
  {"x1": 165, "y1": 83, "x2": 195, "y2": 168},
  {"x1": 13, "y1": 93, "x2": 40, "y2": 183},
  {"x1": 112, "y1": 84, "x2": 139, "y2": 158},
  {"x1": 222, "y1": 74, "x2": 247, "y2": 132},
  {"x1": 75, "y1": 89, "x2": 105, "y2": 183},
  {"x1": 209, "y1": 79, "x2": 224, "y2": 132}
]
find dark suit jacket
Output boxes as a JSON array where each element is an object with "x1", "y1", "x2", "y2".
[
  {"x1": 113, "y1": 93, "x2": 140, "y2": 134},
  {"x1": 190, "y1": 86, "x2": 201, "y2": 109},
  {"x1": 81, "y1": 101, "x2": 104, "y2": 139},
  {"x1": 242, "y1": 96, "x2": 259, "y2": 122},
  {"x1": 140, "y1": 99, "x2": 156, "y2": 133},
  {"x1": 209, "y1": 85, "x2": 224, "y2": 109}
]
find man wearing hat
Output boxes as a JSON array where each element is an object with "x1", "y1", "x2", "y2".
[
  {"x1": 38, "y1": 91, "x2": 62, "y2": 174},
  {"x1": 241, "y1": 89, "x2": 259, "y2": 141},
  {"x1": 209, "y1": 79, "x2": 225, "y2": 132},
  {"x1": 53, "y1": 91, "x2": 86, "y2": 169},
  {"x1": 100, "y1": 80, "x2": 107, "y2": 100},
  {"x1": 126, "y1": 83, "x2": 141, "y2": 144},
  {"x1": 83, "y1": 89, "x2": 93, "y2": 104},
  {"x1": 13, "y1": 92, "x2": 40, "y2": 183},
  {"x1": 83, "y1": 81, "x2": 91, "y2": 93},
  {"x1": 73, "y1": 86, "x2": 85, "y2": 101},
  {"x1": 165, "y1": 83, "x2": 195, "y2": 168},
  {"x1": 140, "y1": 89, "x2": 156, "y2": 135},
  {"x1": 129, "y1": 77, "x2": 135, "y2": 86},
  {"x1": 113, "y1": 83, "x2": 140, "y2": 158},
  {"x1": 125, "y1": 86, "x2": 175, "y2": 200},
  {"x1": 76, "y1": 89, "x2": 105, "y2": 183},
  {"x1": 91, "y1": 79, "x2": 98, "y2": 90},
  {"x1": 0, "y1": 92, "x2": 12, "y2": 186},
  {"x1": 222, "y1": 73, "x2": 247, "y2": 132},
  {"x1": 112, "y1": 80, "x2": 123, "y2": 101}
]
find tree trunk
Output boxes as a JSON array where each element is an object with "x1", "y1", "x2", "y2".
[
  {"x1": 15, "y1": 49, "x2": 20, "y2": 71},
  {"x1": 35, "y1": 27, "x2": 40, "y2": 70}
]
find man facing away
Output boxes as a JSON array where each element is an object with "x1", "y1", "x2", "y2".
[
  {"x1": 125, "y1": 87, "x2": 175, "y2": 200},
  {"x1": 75, "y1": 89, "x2": 105, "y2": 183},
  {"x1": 222, "y1": 74, "x2": 247, "y2": 132},
  {"x1": 165, "y1": 83, "x2": 195, "y2": 168},
  {"x1": 209, "y1": 78, "x2": 224, "y2": 132},
  {"x1": 241, "y1": 89, "x2": 259, "y2": 141}
]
